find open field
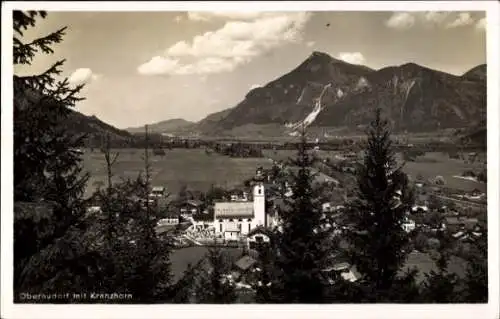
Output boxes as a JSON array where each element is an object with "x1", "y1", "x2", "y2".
[
  {"x1": 265, "y1": 150, "x2": 486, "y2": 192},
  {"x1": 82, "y1": 149, "x2": 273, "y2": 198},
  {"x1": 402, "y1": 152, "x2": 486, "y2": 192}
]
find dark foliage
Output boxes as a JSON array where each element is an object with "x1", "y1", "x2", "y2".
[
  {"x1": 264, "y1": 127, "x2": 334, "y2": 303},
  {"x1": 344, "y1": 108, "x2": 416, "y2": 300}
]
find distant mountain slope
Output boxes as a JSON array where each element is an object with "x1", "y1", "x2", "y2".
[
  {"x1": 126, "y1": 118, "x2": 195, "y2": 134},
  {"x1": 194, "y1": 51, "x2": 486, "y2": 135},
  {"x1": 195, "y1": 108, "x2": 234, "y2": 135},
  {"x1": 314, "y1": 62, "x2": 486, "y2": 131},
  {"x1": 14, "y1": 78, "x2": 131, "y2": 144},
  {"x1": 462, "y1": 64, "x2": 486, "y2": 82},
  {"x1": 212, "y1": 51, "x2": 374, "y2": 131},
  {"x1": 65, "y1": 111, "x2": 132, "y2": 142}
]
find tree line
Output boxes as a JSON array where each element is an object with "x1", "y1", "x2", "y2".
[{"x1": 13, "y1": 11, "x2": 487, "y2": 305}]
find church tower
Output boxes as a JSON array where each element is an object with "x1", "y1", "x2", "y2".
[{"x1": 253, "y1": 182, "x2": 266, "y2": 228}]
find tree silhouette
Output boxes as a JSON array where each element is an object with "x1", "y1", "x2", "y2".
[
  {"x1": 344, "y1": 108, "x2": 416, "y2": 301},
  {"x1": 13, "y1": 10, "x2": 98, "y2": 298}
]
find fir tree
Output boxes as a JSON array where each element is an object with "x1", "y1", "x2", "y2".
[
  {"x1": 192, "y1": 244, "x2": 237, "y2": 303},
  {"x1": 345, "y1": 108, "x2": 415, "y2": 301},
  {"x1": 460, "y1": 223, "x2": 488, "y2": 302},
  {"x1": 13, "y1": 11, "x2": 101, "y2": 298},
  {"x1": 122, "y1": 125, "x2": 173, "y2": 302},
  {"x1": 253, "y1": 241, "x2": 276, "y2": 303},
  {"x1": 267, "y1": 126, "x2": 333, "y2": 303},
  {"x1": 419, "y1": 230, "x2": 461, "y2": 303}
]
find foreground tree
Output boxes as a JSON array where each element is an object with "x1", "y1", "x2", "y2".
[
  {"x1": 460, "y1": 224, "x2": 488, "y2": 302},
  {"x1": 13, "y1": 11, "x2": 101, "y2": 298},
  {"x1": 264, "y1": 126, "x2": 333, "y2": 303},
  {"x1": 418, "y1": 230, "x2": 461, "y2": 302},
  {"x1": 344, "y1": 108, "x2": 416, "y2": 302},
  {"x1": 122, "y1": 126, "x2": 173, "y2": 302},
  {"x1": 192, "y1": 244, "x2": 237, "y2": 303}
]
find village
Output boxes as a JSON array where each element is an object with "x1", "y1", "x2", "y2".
[{"x1": 96, "y1": 146, "x2": 487, "y2": 296}]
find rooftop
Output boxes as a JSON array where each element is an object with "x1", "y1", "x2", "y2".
[
  {"x1": 185, "y1": 199, "x2": 204, "y2": 207},
  {"x1": 214, "y1": 202, "x2": 254, "y2": 218},
  {"x1": 248, "y1": 225, "x2": 275, "y2": 238},
  {"x1": 235, "y1": 255, "x2": 257, "y2": 271}
]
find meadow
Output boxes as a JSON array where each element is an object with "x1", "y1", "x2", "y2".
[
  {"x1": 264, "y1": 150, "x2": 486, "y2": 192},
  {"x1": 82, "y1": 148, "x2": 273, "y2": 198},
  {"x1": 403, "y1": 153, "x2": 486, "y2": 192}
]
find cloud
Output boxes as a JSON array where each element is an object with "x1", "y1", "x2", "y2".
[
  {"x1": 137, "y1": 56, "x2": 180, "y2": 75},
  {"x1": 187, "y1": 12, "x2": 282, "y2": 22},
  {"x1": 423, "y1": 11, "x2": 450, "y2": 24},
  {"x1": 306, "y1": 41, "x2": 315, "y2": 47},
  {"x1": 139, "y1": 12, "x2": 311, "y2": 76},
  {"x1": 337, "y1": 52, "x2": 365, "y2": 65},
  {"x1": 446, "y1": 12, "x2": 473, "y2": 28},
  {"x1": 385, "y1": 12, "x2": 416, "y2": 30},
  {"x1": 386, "y1": 12, "x2": 479, "y2": 31},
  {"x1": 68, "y1": 68, "x2": 101, "y2": 85},
  {"x1": 475, "y1": 17, "x2": 486, "y2": 31}
]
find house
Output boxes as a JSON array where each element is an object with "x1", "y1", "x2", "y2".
[
  {"x1": 411, "y1": 205, "x2": 429, "y2": 213},
  {"x1": 231, "y1": 255, "x2": 258, "y2": 284},
  {"x1": 180, "y1": 199, "x2": 204, "y2": 217},
  {"x1": 86, "y1": 206, "x2": 102, "y2": 215},
  {"x1": 158, "y1": 210, "x2": 180, "y2": 226},
  {"x1": 322, "y1": 261, "x2": 361, "y2": 284},
  {"x1": 150, "y1": 186, "x2": 166, "y2": 198},
  {"x1": 402, "y1": 218, "x2": 416, "y2": 233},
  {"x1": 247, "y1": 226, "x2": 273, "y2": 249},
  {"x1": 322, "y1": 202, "x2": 346, "y2": 214},
  {"x1": 229, "y1": 189, "x2": 249, "y2": 202}
]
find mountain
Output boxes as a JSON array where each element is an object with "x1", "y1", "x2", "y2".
[
  {"x1": 64, "y1": 111, "x2": 132, "y2": 144},
  {"x1": 209, "y1": 51, "x2": 373, "y2": 134},
  {"x1": 14, "y1": 78, "x2": 132, "y2": 145},
  {"x1": 462, "y1": 64, "x2": 486, "y2": 81},
  {"x1": 125, "y1": 118, "x2": 195, "y2": 134},
  {"x1": 194, "y1": 51, "x2": 486, "y2": 136},
  {"x1": 314, "y1": 62, "x2": 486, "y2": 131},
  {"x1": 195, "y1": 108, "x2": 234, "y2": 134}
]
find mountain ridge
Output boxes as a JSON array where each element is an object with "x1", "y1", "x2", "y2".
[
  {"x1": 125, "y1": 118, "x2": 195, "y2": 134},
  {"x1": 191, "y1": 51, "x2": 486, "y2": 136}
]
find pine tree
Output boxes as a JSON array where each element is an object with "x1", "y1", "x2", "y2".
[
  {"x1": 460, "y1": 223, "x2": 488, "y2": 302},
  {"x1": 13, "y1": 11, "x2": 101, "y2": 298},
  {"x1": 267, "y1": 126, "x2": 333, "y2": 303},
  {"x1": 344, "y1": 108, "x2": 415, "y2": 301},
  {"x1": 122, "y1": 125, "x2": 173, "y2": 302},
  {"x1": 419, "y1": 230, "x2": 461, "y2": 302},
  {"x1": 192, "y1": 245, "x2": 237, "y2": 303},
  {"x1": 253, "y1": 242, "x2": 275, "y2": 303}
]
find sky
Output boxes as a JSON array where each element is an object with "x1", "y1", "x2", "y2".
[{"x1": 14, "y1": 11, "x2": 486, "y2": 129}]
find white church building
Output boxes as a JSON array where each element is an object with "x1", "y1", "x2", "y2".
[{"x1": 214, "y1": 182, "x2": 278, "y2": 241}]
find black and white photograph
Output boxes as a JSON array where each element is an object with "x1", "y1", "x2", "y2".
[{"x1": 1, "y1": 1, "x2": 499, "y2": 319}]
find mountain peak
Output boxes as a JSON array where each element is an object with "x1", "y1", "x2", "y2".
[
  {"x1": 462, "y1": 64, "x2": 486, "y2": 81},
  {"x1": 306, "y1": 51, "x2": 342, "y2": 64},
  {"x1": 310, "y1": 51, "x2": 333, "y2": 59}
]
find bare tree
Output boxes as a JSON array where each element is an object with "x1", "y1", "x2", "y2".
[{"x1": 103, "y1": 132, "x2": 120, "y2": 190}]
